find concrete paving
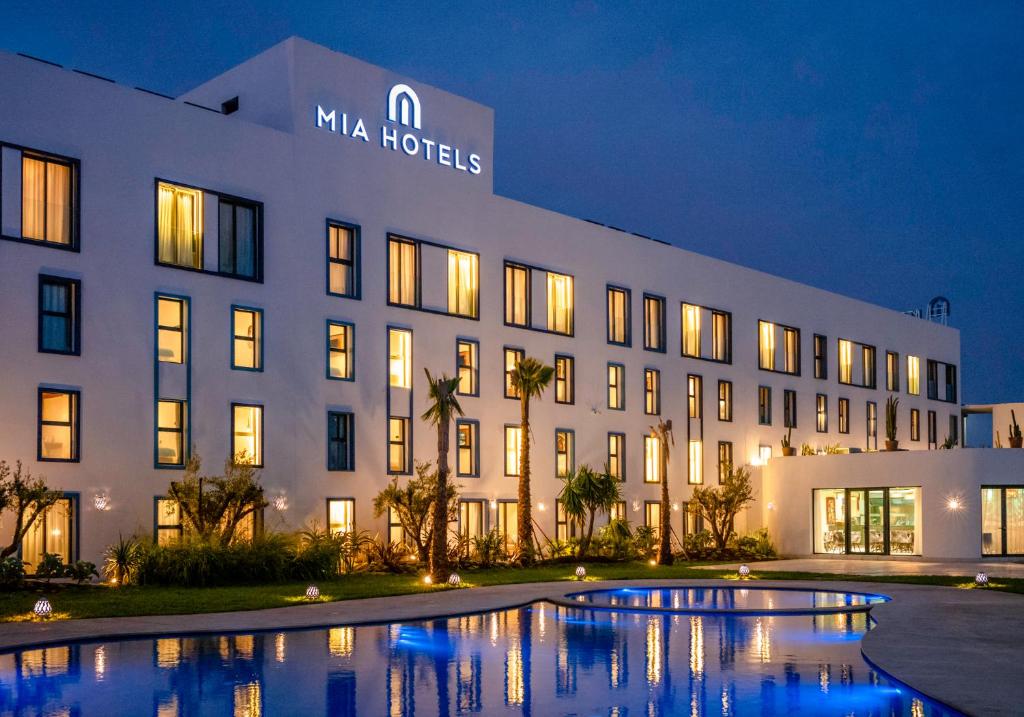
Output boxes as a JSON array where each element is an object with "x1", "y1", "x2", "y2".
[
  {"x1": 1, "y1": 578, "x2": 1022, "y2": 715},
  {"x1": 697, "y1": 556, "x2": 1024, "y2": 577}
]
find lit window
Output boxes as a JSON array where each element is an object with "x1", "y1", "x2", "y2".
[
  {"x1": 607, "y1": 433, "x2": 625, "y2": 480},
  {"x1": 645, "y1": 502, "x2": 661, "y2": 536},
  {"x1": 497, "y1": 502, "x2": 518, "y2": 551},
  {"x1": 718, "y1": 380, "x2": 733, "y2": 421},
  {"x1": 21, "y1": 153, "x2": 75, "y2": 247},
  {"x1": 816, "y1": 394, "x2": 827, "y2": 433},
  {"x1": 156, "y1": 296, "x2": 187, "y2": 364},
  {"x1": 555, "y1": 355, "x2": 574, "y2": 404},
  {"x1": 839, "y1": 339, "x2": 853, "y2": 384},
  {"x1": 609, "y1": 501, "x2": 626, "y2": 522},
  {"x1": 886, "y1": 351, "x2": 900, "y2": 391},
  {"x1": 327, "y1": 321, "x2": 353, "y2": 380},
  {"x1": 327, "y1": 411, "x2": 354, "y2": 471},
  {"x1": 218, "y1": 197, "x2": 259, "y2": 279},
  {"x1": 862, "y1": 345, "x2": 876, "y2": 387},
  {"x1": 505, "y1": 425, "x2": 522, "y2": 476},
  {"x1": 546, "y1": 272, "x2": 574, "y2": 335},
  {"x1": 688, "y1": 440, "x2": 703, "y2": 485},
  {"x1": 643, "y1": 295, "x2": 665, "y2": 352},
  {"x1": 688, "y1": 375, "x2": 702, "y2": 419},
  {"x1": 712, "y1": 311, "x2": 731, "y2": 362},
  {"x1": 784, "y1": 328, "x2": 799, "y2": 374},
  {"x1": 867, "y1": 401, "x2": 877, "y2": 450},
  {"x1": 814, "y1": 335, "x2": 827, "y2": 379},
  {"x1": 38, "y1": 388, "x2": 79, "y2": 461},
  {"x1": 838, "y1": 338, "x2": 876, "y2": 388},
  {"x1": 717, "y1": 441, "x2": 733, "y2": 483},
  {"x1": 555, "y1": 429, "x2": 574, "y2": 477},
  {"x1": 457, "y1": 421, "x2": 478, "y2": 476},
  {"x1": 21, "y1": 496, "x2": 75, "y2": 568},
  {"x1": 327, "y1": 223, "x2": 358, "y2": 298},
  {"x1": 607, "y1": 363, "x2": 625, "y2": 410},
  {"x1": 758, "y1": 445, "x2": 772, "y2": 465},
  {"x1": 157, "y1": 182, "x2": 203, "y2": 269},
  {"x1": 839, "y1": 398, "x2": 850, "y2": 434},
  {"x1": 155, "y1": 498, "x2": 182, "y2": 545},
  {"x1": 387, "y1": 236, "x2": 418, "y2": 306},
  {"x1": 784, "y1": 389, "x2": 797, "y2": 428},
  {"x1": 907, "y1": 356, "x2": 920, "y2": 395},
  {"x1": 910, "y1": 408, "x2": 920, "y2": 441},
  {"x1": 504, "y1": 263, "x2": 530, "y2": 326},
  {"x1": 389, "y1": 328, "x2": 412, "y2": 388},
  {"x1": 607, "y1": 286, "x2": 630, "y2": 345},
  {"x1": 644, "y1": 434, "x2": 662, "y2": 483},
  {"x1": 157, "y1": 399, "x2": 185, "y2": 466},
  {"x1": 388, "y1": 417, "x2": 409, "y2": 473},
  {"x1": 682, "y1": 303, "x2": 701, "y2": 357},
  {"x1": 328, "y1": 498, "x2": 355, "y2": 535},
  {"x1": 644, "y1": 369, "x2": 660, "y2": 415},
  {"x1": 38, "y1": 275, "x2": 80, "y2": 355},
  {"x1": 927, "y1": 410, "x2": 937, "y2": 448},
  {"x1": 504, "y1": 347, "x2": 524, "y2": 399},
  {"x1": 556, "y1": 499, "x2": 581, "y2": 541},
  {"x1": 231, "y1": 403, "x2": 263, "y2": 466},
  {"x1": 759, "y1": 320, "x2": 776, "y2": 370},
  {"x1": 459, "y1": 500, "x2": 485, "y2": 545},
  {"x1": 232, "y1": 307, "x2": 262, "y2": 370},
  {"x1": 456, "y1": 340, "x2": 478, "y2": 395},
  {"x1": 758, "y1": 386, "x2": 772, "y2": 425},
  {"x1": 388, "y1": 506, "x2": 405, "y2": 546},
  {"x1": 447, "y1": 249, "x2": 479, "y2": 318}
]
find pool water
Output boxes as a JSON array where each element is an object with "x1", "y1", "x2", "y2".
[
  {"x1": 568, "y1": 586, "x2": 889, "y2": 612},
  {"x1": 0, "y1": 602, "x2": 958, "y2": 716}
]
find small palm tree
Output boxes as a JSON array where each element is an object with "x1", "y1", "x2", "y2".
[
  {"x1": 649, "y1": 418, "x2": 675, "y2": 565},
  {"x1": 421, "y1": 369, "x2": 463, "y2": 581},
  {"x1": 558, "y1": 465, "x2": 622, "y2": 558},
  {"x1": 510, "y1": 356, "x2": 554, "y2": 564}
]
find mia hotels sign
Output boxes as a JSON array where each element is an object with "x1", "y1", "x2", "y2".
[{"x1": 315, "y1": 84, "x2": 483, "y2": 176}]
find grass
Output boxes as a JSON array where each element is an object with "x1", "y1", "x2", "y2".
[{"x1": 2, "y1": 561, "x2": 1021, "y2": 623}]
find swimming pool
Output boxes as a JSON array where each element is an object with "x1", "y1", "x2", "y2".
[
  {"x1": 566, "y1": 586, "x2": 889, "y2": 613},
  {"x1": 0, "y1": 594, "x2": 958, "y2": 715}
]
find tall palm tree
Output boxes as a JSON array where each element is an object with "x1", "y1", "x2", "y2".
[
  {"x1": 510, "y1": 356, "x2": 554, "y2": 564},
  {"x1": 422, "y1": 369, "x2": 463, "y2": 581},
  {"x1": 649, "y1": 418, "x2": 675, "y2": 565}
]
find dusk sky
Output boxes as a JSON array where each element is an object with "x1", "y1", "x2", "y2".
[{"x1": 3, "y1": 1, "x2": 1021, "y2": 405}]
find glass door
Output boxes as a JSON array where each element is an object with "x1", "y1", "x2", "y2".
[
  {"x1": 847, "y1": 489, "x2": 867, "y2": 553},
  {"x1": 867, "y1": 490, "x2": 887, "y2": 554},
  {"x1": 1007, "y1": 488, "x2": 1024, "y2": 555}
]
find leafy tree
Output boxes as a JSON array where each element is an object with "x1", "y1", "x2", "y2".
[
  {"x1": 373, "y1": 462, "x2": 458, "y2": 564},
  {"x1": 167, "y1": 451, "x2": 268, "y2": 546},
  {"x1": 648, "y1": 419, "x2": 675, "y2": 565},
  {"x1": 690, "y1": 464, "x2": 755, "y2": 552},
  {"x1": 509, "y1": 356, "x2": 555, "y2": 564},
  {"x1": 0, "y1": 460, "x2": 60, "y2": 560},
  {"x1": 557, "y1": 465, "x2": 622, "y2": 558},
  {"x1": 421, "y1": 369, "x2": 463, "y2": 581}
]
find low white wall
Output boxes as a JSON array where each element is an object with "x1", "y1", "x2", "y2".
[{"x1": 762, "y1": 448, "x2": 1024, "y2": 559}]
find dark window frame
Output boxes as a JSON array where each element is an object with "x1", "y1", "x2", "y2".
[
  {"x1": 503, "y1": 346, "x2": 525, "y2": 400},
  {"x1": 642, "y1": 293, "x2": 666, "y2": 353},
  {"x1": 326, "y1": 219, "x2": 361, "y2": 299},
  {"x1": 327, "y1": 411, "x2": 355, "y2": 471},
  {"x1": 38, "y1": 274, "x2": 80, "y2": 355},
  {"x1": 816, "y1": 393, "x2": 828, "y2": 433},
  {"x1": 456, "y1": 419, "x2": 480, "y2": 477},
  {"x1": 783, "y1": 389, "x2": 797, "y2": 429},
  {"x1": 456, "y1": 338, "x2": 480, "y2": 397},
  {"x1": 1, "y1": 143, "x2": 81, "y2": 252},
  {"x1": 230, "y1": 402, "x2": 264, "y2": 468},
  {"x1": 607, "y1": 432, "x2": 626, "y2": 481},
  {"x1": 37, "y1": 386, "x2": 81, "y2": 463},
  {"x1": 607, "y1": 362, "x2": 625, "y2": 411},
  {"x1": 230, "y1": 305, "x2": 263, "y2": 372},
  {"x1": 326, "y1": 319, "x2": 355, "y2": 382},
  {"x1": 606, "y1": 285, "x2": 632, "y2": 347},
  {"x1": 644, "y1": 368, "x2": 661, "y2": 416},
  {"x1": 813, "y1": 334, "x2": 828, "y2": 379},
  {"x1": 554, "y1": 354, "x2": 575, "y2": 405},
  {"x1": 718, "y1": 379, "x2": 733, "y2": 422}
]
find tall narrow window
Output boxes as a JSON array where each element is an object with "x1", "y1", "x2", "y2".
[
  {"x1": 758, "y1": 321, "x2": 776, "y2": 370},
  {"x1": 644, "y1": 435, "x2": 662, "y2": 483},
  {"x1": 504, "y1": 348, "x2": 524, "y2": 399},
  {"x1": 607, "y1": 287, "x2": 630, "y2": 345},
  {"x1": 327, "y1": 321, "x2": 353, "y2": 380},
  {"x1": 783, "y1": 389, "x2": 797, "y2": 428},
  {"x1": 155, "y1": 498, "x2": 182, "y2": 545},
  {"x1": 866, "y1": 401, "x2": 878, "y2": 450},
  {"x1": 688, "y1": 440, "x2": 703, "y2": 485},
  {"x1": 21, "y1": 153, "x2": 75, "y2": 247},
  {"x1": 910, "y1": 408, "x2": 920, "y2": 441},
  {"x1": 607, "y1": 433, "x2": 625, "y2": 480},
  {"x1": 555, "y1": 355, "x2": 574, "y2": 404},
  {"x1": 643, "y1": 295, "x2": 665, "y2": 352},
  {"x1": 838, "y1": 339, "x2": 853, "y2": 384},
  {"x1": 862, "y1": 346, "x2": 876, "y2": 388},
  {"x1": 907, "y1": 356, "x2": 920, "y2": 395},
  {"x1": 838, "y1": 398, "x2": 850, "y2": 434},
  {"x1": 682, "y1": 303, "x2": 701, "y2": 357},
  {"x1": 38, "y1": 275, "x2": 80, "y2": 355},
  {"x1": 555, "y1": 429, "x2": 574, "y2": 477},
  {"x1": 38, "y1": 388, "x2": 79, "y2": 462},
  {"x1": 218, "y1": 197, "x2": 259, "y2": 279},
  {"x1": 157, "y1": 182, "x2": 203, "y2": 269},
  {"x1": 504, "y1": 426, "x2": 522, "y2": 476},
  {"x1": 504, "y1": 263, "x2": 530, "y2": 326},
  {"x1": 388, "y1": 417, "x2": 409, "y2": 473},
  {"x1": 327, "y1": 222, "x2": 358, "y2": 298},
  {"x1": 546, "y1": 272, "x2": 574, "y2": 335},
  {"x1": 459, "y1": 501, "x2": 485, "y2": 546},
  {"x1": 927, "y1": 410, "x2": 937, "y2": 449},
  {"x1": 688, "y1": 375, "x2": 703, "y2": 419},
  {"x1": 447, "y1": 250, "x2": 479, "y2": 318},
  {"x1": 387, "y1": 236, "x2": 418, "y2": 306},
  {"x1": 232, "y1": 307, "x2": 262, "y2": 370},
  {"x1": 457, "y1": 421, "x2": 478, "y2": 476},
  {"x1": 556, "y1": 500, "x2": 581, "y2": 541},
  {"x1": 886, "y1": 351, "x2": 900, "y2": 391},
  {"x1": 758, "y1": 386, "x2": 772, "y2": 425},
  {"x1": 638, "y1": 369, "x2": 656, "y2": 415},
  {"x1": 388, "y1": 507, "x2": 405, "y2": 546},
  {"x1": 814, "y1": 335, "x2": 827, "y2": 379},
  {"x1": 645, "y1": 502, "x2": 661, "y2": 536},
  {"x1": 838, "y1": 339, "x2": 876, "y2": 388},
  {"x1": 21, "y1": 496, "x2": 76, "y2": 567},
  {"x1": 607, "y1": 363, "x2": 625, "y2": 410},
  {"x1": 783, "y1": 328, "x2": 800, "y2": 374},
  {"x1": 497, "y1": 502, "x2": 518, "y2": 552},
  {"x1": 718, "y1": 380, "x2": 733, "y2": 421},
  {"x1": 231, "y1": 403, "x2": 263, "y2": 466},
  {"x1": 717, "y1": 441, "x2": 733, "y2": 483},
  {"x1": 816, "y1": 394, "x2": 827, "y2": 433},
  {"x1": 712, "y1": 311, "x2": 731, "y2": 362},
  {"x1": 328, "y1": 499, "x2": 355, "y2": 535},
  {"x1": 157, "y1": 296, "x2": 186, "y2": 364},
  {"x1": 327, "y1": 412, "x2": 354, "y2": 471},
  {"x1": 389, "y1": 328, "x2": 412, "y2": 388},
  {"x1": 456, "y1": 340, "x2": 478, "y2": 396},
  {"x1": 156, "y1": 399, "x2": 185, "y2": 467}
]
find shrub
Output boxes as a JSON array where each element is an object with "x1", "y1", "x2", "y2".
[
  {"x1": 0, "y1": 557, "x2": 26, "y2": 589},
  {"x1": 65, "y1": 560, "x2": 99, "y2": 584},
  {"x1": 472, "y1": 529, "x2": 506, "y2": 568},
  {"x1": 682, "y1": 530, "x2": 716, "y2": 560},
  {"x1": 365, "y1": 536, "x2": 411, "y2": 573},
  {"x1": 733, "y1": 528, "x2": 777, "y2": 560},
  {"x1": 35, "y1": 553, "x2": 65, "y2": 582},
  {"x1": 632, "y1": 525, "x2": 658, "y2": 558},
  {"x1": 104, "y1": 534, "x2": 142, "y2": 585}
]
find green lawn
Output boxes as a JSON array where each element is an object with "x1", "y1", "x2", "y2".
[{"x1": 2, "y1": 561, "x2": 1020, "y2": 622}]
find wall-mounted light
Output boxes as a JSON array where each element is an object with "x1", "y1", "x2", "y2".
[
  {"x1": 672, "y1": 503, "x2": 680, "y2": 512},
  {"x1": 945, "y1": 496, "x2": 964, "y2": 512},
  {"x1": 766, "y1": 502, "x2": 776, "y2": 511},
  {"x1": 272, "y1": 494, "x2": 289, "y2": 512},
  {"x1": 632, "y1": 500, "x2": 641, "y2": 513},
  {"x1": 93, "y1": 492, "x2": 111, "y2": 511},
  {"x1": 537, "y1": 502, "x2": 547, "y2": 512}
]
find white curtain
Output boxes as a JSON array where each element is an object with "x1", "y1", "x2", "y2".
[
  {"x1": 46, "y1": 162, "x2": 70, "y2": 244},
  {"x1": 21, "y1": 157, "x2": 45, "y2": 240},
  {"x1": 158, "y1": 183, "x2": 203, "y2": 268}
]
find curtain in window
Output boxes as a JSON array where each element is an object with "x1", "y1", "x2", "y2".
[
  {"x1": 505, "y1": 265, "x2": 528, "y2": 324},
  {"x1": 683, "y1": 304, "x2": 701, "y2": 356},
  {"x1": 388, "y1": 240, "x2": 416, "y2": 304},
  {"x1": 158, "y1": 183, "x2": 203, "y2": 268},
  {"x1": 547, "y1": 273, "x2": 573, "y2": 334},
  {"x1": 759, "y1": 321, "x2": 775, "y2": 370},
  {"x1": 21, "y1": 157, "x2": 45, "y2": 240},
  {"x1": 447, "y1": 250, "x2": 478, "y2": 317},
  {"x1": 839, "y1": 340, "x2": 853, "y2": 383},
  {"x1": 41, "y1": 282, "x2": 69, "y2": 350},
  {"x1": 46, "y1": 162, "x2": 71, "y2": 244}
]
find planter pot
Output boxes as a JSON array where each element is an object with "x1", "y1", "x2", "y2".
[
  {"x1": 1011, "y1": 436, "x2": 1024, "y2": 449},
  {"x1": 885, "y1": 440, "x2": 899, "y2": 451},
  {"x1": 781, "y1": 446, "x2": 796, "y2": 457}
]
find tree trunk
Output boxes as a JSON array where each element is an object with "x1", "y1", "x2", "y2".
[
  {"x1": 659, "y1": 449, "x2": 673, "y2": 565},
  {"x1": 581, "y1": 510, "x2": 596, "y2": 558},
  {"x1": 431, "y1": 414, "x2": 452, "y2": 581},
  {"x1": 517, "y1": 397, "x2": 534, "y2": 564}
]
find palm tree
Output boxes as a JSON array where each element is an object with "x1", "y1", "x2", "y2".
[
  {"x1": 509, "y1": 356, "x2": 554, "y2": 564},
  {"x1": 649, "y1": 418, "x2": 675, "y2": 565},
  {"x1": 557, "y1": 464, "x2": 622, "y2": 558},
  {"x1": 421, "y1": 369, "x2": 463, "y2": 581}
]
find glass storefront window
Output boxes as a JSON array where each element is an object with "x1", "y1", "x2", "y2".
[
  {"x1": 887, "y1": 488, "x2": 921, "y2": 555},
  {"x1": 814, "y1": 487, "x2": 920, "y2": 556},
  {"x1": 813, "y1": 488, "x2": 845, "y2": 554},
  {"x1": 982, "y1": 486, "x2": 1024, "y2": 556}
]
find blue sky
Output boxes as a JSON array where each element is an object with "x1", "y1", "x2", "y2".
[{"x1": 3, "y1": 1, "x2": 1022, "y2": 404}]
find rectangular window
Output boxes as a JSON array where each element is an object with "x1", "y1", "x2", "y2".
[
  {"x1": 910, "y1": 408, "x2": 920, "y2": 441},
  {"x1": 327, "y1": 411, "x2": 354, "y2": 471},
  {"x1": 554, "y1": 355, "x2": 574, "y2": 404},
  {"x1": 546, "y1": 272, "x2": 574, "y2": 335},
  {"x1": 387, "y1": 236, "x2": 418, "y2": 306},
  {"x1": 688, "y1": 374, "x2": 703, "y2": 419},
  {"x1": 504, "y1": 347, "x2": 524, "y2": 399},
  {"x1": 926, "y1": 359, "x2": 958, "y2": 403},
  {"x1": 21, "y1": 152, "x2": 75, "y2": 247},
  {"x1": 643, "y1": 294, "x2": 665, "y2": 352},
  {"x1": 389, "y1": 328, "x2": 412, "y2": 388},
  {"x1": 157, "y1": 182, "x2": 203, "y2": 269},
  {"x1": 838, "y1": 398, "x2": 850, "y2": 434},
  {"x1": 21, "y1": 496, "x2": 76, "y2": 568},
  {"x1": 447, "y1": 249, "x2": 479, "y2": 318},
  {"x1": 927, "y1": 410, "x2": 937, "y2": 449},
  {"x1": 644, "y1": 434, "x2": 662, "y2": 483},
  {"x1": 555, "y1": 429, "x2": 574, "y2": 477},
  {"x1": 816, "y1": 394, "x2": 828, "y2": 433},
  {"x1": 388, "y1": 417, "x2": 409, "y2": 474},
  {"x1": 231, "y1": 403, "x2": 263, "y2": 465},
  {"x1": 758, "y1": 320, "x2": 776, "y2": 370},
  {"x1": 607, "y1": 433, "x2": 625, "y2": 480},
  {"x1": 156, "y1": 399, "x2": 185, "y2": 467},
  {"x1": 759, "y1": 321, "x2": 798, "y2": 374},
  {"x1": 457, "y1": 420, "x2": 478, "y2": 477},
  {"x1": 718, "y1": 380, "x2": 733, "y2": 421},
  {"x1": 717, "y1": 441, "x2": 733, "y2": 483},
  {"x1": 813, "y1": 487, "x2": 920, "y2": 555},
  {"x1": 783, "y1": 389, "x2": 797, "y2": 429},
  {"x1": 155, "y1": 498, "x2": 182, "y2": 545},
  {"x1": 328, "y1": 498, "x2": 355, "y2": 535},
  {"x1": 886, "y1": 351, "x2": 900, "y2": 392},
  {"x1": 712, "y1": 311, "x2": 731, "y2": 362},
  {"x1": 38, "y1": 388, "x2": 79, "y2": 462},
  {"x1": 645, "y1": 502, "x2": 662, "y2": 537},
  {"x1": 218, "y1": 197, "x2": 260, "y2": 279},
  {"x1": 459, "y1": 500, "x2": 485, "y2": 546},
  {"x1": 866, "y1": 401, "x2": 878, "y2": 450},
  {"x1": 688, "y1": 440, "x2": 703, "y2": 485},
  {"x1": 388, "y1": 506, "x2": 405, "y2": 546},
  {"x1": 609, "y1": 501, "x2": 626, "y2": 523},
  {"x1": 644, "y1": 368, "x2": 661, "y2": 415},
  {"x1": 556, "y1": 500, "x2": 581, "y2": 541},
  {"x1": 607, "y1": 286, "x2": 630, "y2": 345},
  {"x1": 814, "y1": 334, "x2": 827, "y2": 379},
  {"x1": 907, "y1": 356, "x2": 920, "y2": 395},
  {"x1": 456, "y1": 340, "x2": 478, "y2": 396},
  {"x1": 327, "y1": 222, "x2": 359, "y2": 298},
  {"x1": 504, "y1": 425, "x2": 522, "y2": 476},
  {"x1": 327, "y1": 321, "x2": 353, "y2": 380},
  {"x1": 38, "y1": 275, "x2": 80, "y2": 355},
  {"x1": 758, "y1": 386, "x2": 772, "y2": 425},
  {"x1": 981, "y1": 487, "x2": 1024, "y2": 557},
  {"x1": 157, "y1": 296, "x2": 187, "y2": 364},
  {"x1": 681, "y1": 303, "x2": 701, "y2": 357},
  {"x1": 231, "y1": 307, "x2": 262, "y2": 371},
  {"x1": 607, "y1": 363, "x2": 625, "y2": 410},
  {"x1": 504, "y1": 263, "x2": 530, "y2": 327},
  {"x1": 783, "y1": 328, "x2": 800, "y2": 374},
  {"x1": 838, "y1": 338, "x2": 876, "y2": 388},
  {"x1": 496, "y1": 501, "x2": 518, "y2": 552}
]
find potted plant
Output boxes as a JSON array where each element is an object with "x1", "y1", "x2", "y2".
[
  {"x1": 1010, "y1": 410, "x2": 1023, "y2": 449},
  {"x1": 884, "y1": 395, "x2": 900, "y2": 451},
  {"x1": 781, "y1": 427, "x2": 795, "y2": 457}
]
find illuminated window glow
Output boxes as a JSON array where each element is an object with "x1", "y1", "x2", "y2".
[
  {"x1": 157, "y1": 182, "x2": 203, "y2": 269},
  {"x1": 447, "y1": 249, "x2": 479, "y2": 317},
  {"x1": 389, "y1": 328, "x2": 412, "y2": 388},
  {"x1": 231, "y1": 404, "x2": 263, "y2": 466}
]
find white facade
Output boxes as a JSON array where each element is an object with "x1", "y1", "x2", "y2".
[{"x1": 0, "y1": 38, "x2": 965, "y2": 565}]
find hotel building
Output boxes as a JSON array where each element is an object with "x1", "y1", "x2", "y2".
[{"x1": 0, "y1": 37, "x2": 1017, "y2": 568}]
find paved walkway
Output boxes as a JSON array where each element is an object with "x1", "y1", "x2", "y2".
[
  {"x1": 697, "y1": 556, "x2": 1024, "y2": 577},
  {"x1": 2, "y1": 578, "x2": 1022, "y2": 715}
]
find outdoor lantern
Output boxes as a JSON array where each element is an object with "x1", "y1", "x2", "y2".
[
  {"x1": 33, "y1": 598, "x2": 53, "y2": 619},
  {"x1": 423, "y1": 575, "x2": 433, "y2": 585},
  {"x1": 649, "y1": 559, "x2": 657, "y2": 566},
  {"x1": 975, "y1": 572, "x2": 989, "y2": 587},
  {"x1": 575, "y1": 565, "x2": 586, "y2": 580},
  {"x1": 305, "y1": 584, "x2": 320, "y2": 600},
  {"x1": 448, "y1": 573, "x2": 461, "y2": 586},
  {"x1": 93, "y1": 492, "x2": 111, "y2": 511},
  {"x1": 738, "y1": 564, "x2": 751, "y2": 579}
]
